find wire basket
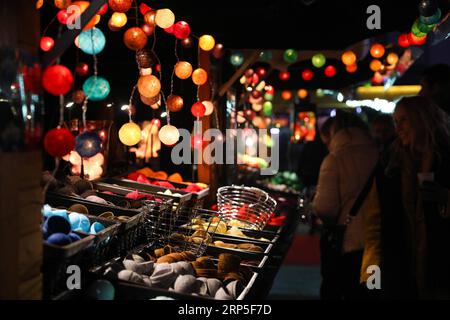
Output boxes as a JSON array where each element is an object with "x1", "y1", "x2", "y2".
[{"x1": 217, "y1": 185, "x2": 277, "y2": 231}]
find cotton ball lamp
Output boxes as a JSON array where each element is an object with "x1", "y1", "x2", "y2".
[
  {"x1": 40, "y1": 36, "x2": 54, "y2": 52},
  {"x1": 283, "y1": 49, "x2": 298, "y2": 63},
  {"x1": 110, "y1": 12, "x2": 127, "y2": 28},
  {"x1": 192, "y1": 68, "x2": 208, "y2": 86},
  {"x1": 83, "y1": 76, "x2": 110, "y2": 101},
  {"x1": 191, "y1": 102, "x2": 206, "y2": 118},
  {"x1": 230, "y1": 52, "x2": 244, "y2": 66},
  {"x1": 202, "y1": 101, "x2": 214, "y2": 116},
  {"x1": 370, "y1": 43, "x2": 385, "y2": 58},
  {"x1": 78, "y1": 28, "x2": 106, "y2": 55},
  {"x1": 174, "y1": 61, "x2": 193, "y2": 80},
  {"x1": 173, "y1": 21, "x2": 191, "y2": 40},
  {"x1": 167, "y1": 95, "x2": 184, "y2": 112},
  {"x1": 42, "y1": 65, "x2": 74, "y2": 96},
  {"x1": 75, "y1": 62, "x2": 89, "y2": 76},
  {"x1": 155, "y1": 9, "x2": 175, "y2": 29},
  {"x1": 54, "y1": 0, "x2": 71, "y2": 9},
  {"x1": 199, "y1": 35, "x2": 215, "y2": 51},
  {"x1": 123, "y1": 27, "x2": 148, "y2": 50},
  {"x1": 44, "y1": 128, "x2": 75, "y2": 158},
  {"x1": 159, "y1": 124, "x2": 179, "y2": 146},
  {"x1": 312, "y1": 53, "x2": 326, "y2": 68},
  {"x1": 140, "y1": 94, "x2": 159, "y2": 106},
  {"x1": 324, "y1": 65, "x2": 336, "y2": 77},
  {"x1": 119, "y1": 122, "x2": 142, "y2": 146},
  {"x1": 341, "y1": 51, "x2": 356, "y2": 66},
  {"x1": 137, "y1": 75, "x2": 161, "y2": 98},
  {"x1": 181, "y1": 37, "x2": 193, "y2": 48},
  {"x1": 75, "y1": 131, "x2": 102, "y2": 158},
  {"x1": 144, "y1": 10, "x2": 157, "y2": 27},
  {"x1": 108, "y1": 0, "x2": 132, "y2": 13}
]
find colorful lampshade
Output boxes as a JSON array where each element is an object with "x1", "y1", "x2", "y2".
[
  {"x1": 192, "y1": 68, "x2": 208, "y2": 86},
  {"x1": 312, "y1": 53, "x2": 326, "y2": 68},
  {"x1": 44, "y1": 128, "x2": 75, "y2": 158},
  {"x1": 230, "y1": 52, "x2": 244, "y2": 66},
  {"x1": 137, "y1": 75, "x2": 161, "y2": 98},
  {"x1": 199, "y1": 35, "x2": 215, "y2": 51},
  {"x1": 83, "y1": 76, "x2": 110, "y2": 101},
  {"x1": 341, "y1": 51, "x2": 356, "y2": 66},
  {"x1": 370, "y1": 43, "x2": 385, "y2": 58},
  {"x1": 40, "y1": 36, "x2": 54, "y2": 51},
  {"x1": 159, "y1": 124, "x2": 179, "y2": 145},
  {"x1": 42, "y1": 65, "x2": 74, "y2": 96},
  {"x1": 167, "y1": 95, "x2": 184, "y2": 112},
  {"x1": 75, "y1": 131, "x2": 102, "y2": 158},
  {"x1": 174, "y1": 61, "x2": 193, "y2": 80},
  {"x1": 123, "y1": 27, "x2": 148, "y2": 50},
  {"x1": 119, "y1": 122, "x2": 142, "y2": 146},
  {"x1": 108, "y1": 0, "x2": 132, "y2": 13},
  {"x1": 79, "y1": 28, "x2": 106, "y2": 55},
  {"x1": 155, "y1": 9, "x2": 175, "y2": 29}
]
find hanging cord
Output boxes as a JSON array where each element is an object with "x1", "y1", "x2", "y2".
[
  {"x1": 128, "y1": 85, "x2": 137, "y2": 122},
  {"x1": 82, "y1": 29, "x2": 99, "y2": 128},
  {"x1": 150, "y1": 28, "x2": 169, "y2": 124}
]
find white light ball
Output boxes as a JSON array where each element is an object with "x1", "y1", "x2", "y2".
[{"x1": 158, "y1": 124, "x2": 179, "y2": 145}]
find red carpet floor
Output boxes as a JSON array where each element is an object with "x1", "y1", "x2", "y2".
[{"x1": 282, "y1": 234, "x2": 321, "y2": 265}]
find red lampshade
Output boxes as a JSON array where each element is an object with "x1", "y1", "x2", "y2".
[
  {"x1": 370, "y1": 43, "x2": 385, "y2": 58},
  {"x1": 57, "y1": 9, "x2": 70, "y2": 24},
  {"x1": 279, "y1": 71, "x2": 290, "y2": 81},
  {"x1": 324, "y1": 65, "x2": 336, "y2": 77},
  {"x1": 191, "y1": 102, "x2": 206, "y2": 117},
  {"x1": 173, "y1": 21, "x2": 191, "y2": 40},
  {"x1": 75, "y1": 62, "x2": 89, "y2": 76},
  {"x1": 256, "y1": 67, "x2": 267, "y2": 77},
  {"x1": 408, "y1": 32, "x2": 427, "y2": 46},
  {"x1": 44, "y1": 128, "x2": 75, "y2": 158},
  {"x1": 42, "y1": 65, "x2": 74, "y2": 95},
  {"x1": 40, "y1": 37, "x2": 54, "y2": 52},
  {"x1": 302, "y1": 69, "x2": 314, "y2": 81},
  {"x1": 398, "y1": 33, "x2": 410, "y2": 47},
  {"x1": 139, "y1": 3, "x2": 152, "y2": 15}
]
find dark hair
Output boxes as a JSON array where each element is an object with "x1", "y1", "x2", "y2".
[
  {"x1": 331, "y1": 109, "x2": 369, "y2": 136},
  {"x1": 320, "y1": 116, "x2": 334, "y2": 138}
]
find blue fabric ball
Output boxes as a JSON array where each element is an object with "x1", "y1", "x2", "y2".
[
  {"x1": 75, "y1": 131, "x2": 102, "y2": 158},
  {"x1": 86, "y1": 280, "x2": 115, "y2": 300},
  {"x1": 79, "y1": 28, "x2": 106, "y2": 55},
  {"x1": 90, "y1": 222, "x2": 105, "y2": 235},
  {"x1": 69, "y1": 212, "x2": 91, "y2": 233},
  {"x1": 47, "y1": 233, "x2": 72, "y2": 246},
  {"x1": 42, "y1": 204, "x2": 69, "y2": 222},
  {"x1": 45, "y1": 215, "x2": 71, "y2": 235},
  {"x1": 68, "y1": 232, "x2": 82, "y2": 243},
  {"x1": 83, "y1": 76, "x2": 110, "y2": 102}
]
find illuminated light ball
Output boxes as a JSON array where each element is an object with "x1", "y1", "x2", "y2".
[
  {"x1": 236, "y1": 111, "x2": 246, "y2": 124},
  {"x1": 245, "y1": 69, "x2": 254, "y2": 78},
  {"x1": 256, "y1": 67, "x2": 267, "y2": 77},
  {"x1": 302, "y1": 69, "x2": 314, "y2": 81},
  {"x1": 144, "y1": 11, "x2": 157, "y2": 27},
  {"x1": 372, "y1": 73, "x2": 384, "y2": 85},
  {"x1": 245, "y1": 109, "x2": 255, "y2": 121},
  {"x1": 411, "y1": 19, "x2": 427, "y2": 37},
  {"x1": 173, "y1": 21, "x2": 191, "y2": 40},
  {"x1": 166, "y1": 95, "x2": 184, "y2": 112},
  {"x1": 83, "y1": 76, "x2": 110, "y2": 101},
  {"x1": 155, "y1": 8, "x2": 175, "y2": 29},
  {"x1": 119, "y1": 122, "x2": 142, "y2": 146},
  {"x1": 159, "y1": 124, "x2": 179, "y2": 146},
  {"x1": 54, "y1": 0, "x2": 71, "y2": 9},
  {"x1": 297, "y1": 89, "x2": 308, "y2": 99},
  {"x1": 57, "y1": 9, "x2": 70, "y2": 24},
  {"x1": 42, "y1": 65, "x2": 74, "y2": 96},
  {"x1": 139, "y1": 67, "x2": 152, "y2": 76},
  {"x1": 324, "y1": 65, "x2": 336, "y2": 77},
  {"x1": 191, "y1": 102, "x2": 206, "y2": 118},
  {"x1": 164, "y1": 25, "x2": 174, "y2": 34},
  {"x1": 40, "y1": 36, "x2": 54, "y2": 52},
  {"x1": 199, "y1": 35, "x2": 215, "y2": 51},
  {"x1": 97, "y1": 4, "x2": 108, "y2": 15},
  {"x1": 191, "y1": 134, "x2": 205, "y2": 149},
  {"x1": 44, "y1": 128, "x2": 75, "y2": 158},
  {"x1": 155, "y1": 64, "x2": 161, "y2": 73},
  {"x1": 311, "y1": 53, "x2": 326, "y2": 68},
  {"x1": 123, "y1": 27, "x2": 148, "y2": 50},
  {"x1": 370, "y1": 59, "x2": 382, "y2": 72},
  {"x1": 398, "y1": 33, "x2": 410, "y2": 47},
  {"x1": 140, "y1": 94, "x2": 159, "y2": 106},
  {"x1": 370, "y1": 43, "x2": 385, "y2": 58},
  {"x1": 174, "y1": 61, "x2": 193, "y2": 80},
  {"x1": 212, "y1": 43, "x2": 224, "y2": 59},
  {"x1": 316, "y1": 89, "x2": 325, "y2": 98},
  {"x1": 72, "y1": 90, "x2": 85, "y2": 104},
  {"x1": 108, "y1": 0, "x2": 132, "y2": 13},
  {"x1": 37, "y1": 0, "x2": 44, "y2": 9},
  {"x1": 408, "y1": 32, "x2": 427, "y2": 46},
  {"x1": 75, "y1": 131, "x2": 102, "y2": 158},
  {"x1": 252, "y1": 116, "x2": 264, "y2": 128},
  {"x1": 192, "y1": 68, "x2": 208, "y2": 86},
  {"x1": 71, "y1": 1, "x2": 100, "y2": 31},
  {"x1": 252, "y1": 103, "x2": 263, "y2": 112},
  {"x1": 259, "y1": 50, "x2": 272, "y2": 62},
  {"x1": 420, "y1": 8, "x2": 441, "y2": 25},
  {"x1": 264, "y1": 93, "x2": 274, "y2": 101},
  {"x1": 418, "y1": 0, "x2": 439, "y2": 17},
  {"x1": 279, "y1": 71, "x2": 290, "y2": 81},
  {"x1": 249, "y1": 96, "x2": 263, "y2": 105},
  {"x1": 108, "y1": 19, "x2": 121, "y2": 32},
  {"x1": 74, "y1": 36, "x2": 80, "y2": 48},
  {"x1": 252, "y1": 73, "x2": 260, "y2": 85},
  {"x1": 76, "y1": 62, "x2": 89, "y2": 76},
  {"x1": 140, "y1": 3, "x2": 152, "y2": 15},
  {"x1": 386, "y1": 53, "x2": 399, "y2": 65},
  {"x1": 265, "y1": 85, "x2": 274, "y2": 94},
  {"x1": 181, "y1": 37, "x2": 193, "y2": 48},
  {"x1": 230, "y1": 52, "x2": 244, "y2": 67},
  {"x1": 346, "y1": 63, "x2": 358, "y2": 73},
  {"x1": 110, "y1": 12, "x2": 127, "y2": 28},
  {"x1": 78, "y1": 28, "x2": 106, "y2": 55},
  {"x1": 137, "y1": 75, "x2": 161, "y2": 98},
  {"x1": 283, "y1": 49, "x2": 298, "y2": 63},
  {"x1": 281, "y1": 90, "x2": 292, "y2": 101},
  {"x1": 263, "y1": 101, "x2": 273, "y2": 117},
  {"x1": 341, "y1": 50, "x2": 356, "y2": 66},
  {"x1": 251, "y1": 90, "x2": 262, "y2": 99},
  {"x1": 150, "y1": 96, "x2": 161, "y2": 110},
  {"x1": 141, "y1": 23, "x2": 155, "y2": 36},
  {"x1": 202, "y1": 100, "x2": 214, "y2": 116}
]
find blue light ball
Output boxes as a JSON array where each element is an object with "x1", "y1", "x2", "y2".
[
  {"x1": 47, "y1": 233, "x2": 72, "y2": 246},
  {"x1": 90, "y1": 222, "x2": 105, "y2": 235},
  {"x1": 45, "y1": 215, "x2": 71, "y2": 235},
  {"x1": 69, "y1": 212, "x2": 91, "y2": 233},
  {"x1": 83, "y1": 76, "x2": 110, "y2": 101},
  {"x1": 230, "y1": 52, "x2": 244, "y2": 67},
  {"x1": 86, "y1": 280, "x2": 115, "y2": 300},
  {"x1": 79, "y1": 28, "x2": 106, "y2": 55},
  {"x1": 75, "y1": 131, "x2": 102, "y2": 158}
]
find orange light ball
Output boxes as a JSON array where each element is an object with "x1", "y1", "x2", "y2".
[
  {"x1": 174, "y1": 61, "x2": 193, "y2": 80},
  {"x1": 140, "y1": 94, "x2": 159, "y2": 106},
  {"x1": 386, "y1": 52, "x2": 399, "y2": 65},
  {"x1": 123, "y1": 27, "x2": 148, "y2": 50},
  {"x1": 297, "y1": 89, "x2": 308, "y2": 99},
  {"x1": 346, "y1": 63, "x2": 358, "y2": 73},
  {"x1": 192, "y1": 68, "x2": 208, "y2": 86},
  {"x1": 71, "y1": 1, "x2": 100, "y2": 31},
  {"x1": 108, "y1": 0, "x2": 132, "y2": 13},
  {"x1": 72, "y1": 90, "x2": 85, "y2": 104},
  {"x1": 137, "y1": 75, "x2": 161, "y2": 98},
  {"x1": 341, "y1": 50, "x2": 356, "y2": 66},
  {"x1": 281, "y1": 90, "x2": 292, "y2": 101},
  {"x1": 167, "y1": 95, "x2": 184, "y2": 112},
  {"x1": 199, "y1": 35, "x2": 215, "y2": 51},
  {"x1": 110, "y1": 12, "x2": 127, "y2": 28},
  {"x1": 370, "y1": 59, "x2": 382, "y2": 72},
  {"x1": 144, "y1": 10, "x2": 157, "y2": 27},
  {"x1": 370, "y1": 43, "x2": 385, "y2": 58},
  {"x1": 155, "y1": 8, "x2": 175, "y2": 29},
  {"x1": 54, "y1": 0, "x2": 71, "y2": 9}
]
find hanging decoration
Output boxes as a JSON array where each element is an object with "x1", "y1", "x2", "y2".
[
  {"x1": 370, "y1": 43, "x2": 385, "y2": 58},
  {"x1": 346, "y1": 63, "x2": 358, "y2": 73},
  {"x1": 79, "y1": 28, "x2": 106, "y2": 55},
  {"x1": 370, "y1": 59, "x2": 382, "y2": 72},
  {"x1": 108, "y1": 0, "x2": 132, "y2": 13},
  {"x1": 191, "y1": 102, "x2": 206, "y2": 118},
  {"x1": 71, "y1": 1, "x2": 101, "y2": 31},
  {"x1": 199, "y1": 35, "x2": 215, "y2": 51},
  {"x1": 119, "y1": 122, "x2": 142, "y2": 146},
  {"x1": 137, "y1": 75, "x2": 161, "y2": 98},
  {"x1": 83, "y1": 76, "x2": 110, "y2": 101},
  {"x1": 75, "y1": 62, "x2": 89, "y2": 76},
  {"x1": 230, "y1": 52, "x2": 244, "y2": 66},
  {"x1": 173, "y1": 21, "x2": 191, "y2": 40},
  {"x1": 398, "y1": 33, "x2": 410, "y2": 47},
  {"x1": 75, "y1": 131, "x2": 102, "y2": 158},
  {"x1": 283, "y1": 49, "x2": 298, "y2": 63},
  {"x1": 386, "y1": 53, "x2": 399, "y2": 65},
  {"x1": 279, "y1": 71, "x2": 290, "y2": 81},
  {"x1": 202, "y1": 100, "x2": 214, "y2": 116},
  {"x1": 159, "y1": 124, "x2": 179, "y2": 146},
  {"x1": 40, "y1": 36, "x2": 55, "y2": 52},
  {"x1": 192, "y1": 68, "x2": 208, "y2": 86},
  {"x1": 311, "y1": 53, "x2": 326, "y2": 68},
  {"x1": 109, "y1": 12, "x2": 128, "y2": 29},
  {"x1": 42, "y1": 65, "x2": 74, "y2": 96},
  {"x1": 174, "y1": 61, "x2": 193, "y2": 79},
  {"x1": 155, "y1": 8, "x2": 175, "y2": 29},
  {"x1": 259, "y1": 50, "x2": 272, "y2": 62},
  {"x1": 73, "y1": 90, "x2": 86, "y2": 104},
  {"x1": 297, "y1": 89, "x2": 308, "y2": 99},
  {"x1": 212, "y1": 44, "x2": 224, "y2": 59},
  {"x1": 167, "y1": 94, "x2": 184, "y2": 112},
  {"x1": 324, "y1": 65, "x2": 336, "y2": 77},
  {"x1": 44, "y1": 128, "x2": 75, "y2": 158},
  {"x1": 123, "y1": 27, "x2": 148, "y2": 50},
  {"x1": 341, "y1": 51, "x2": 356, "y2": 66},
  {"x1": 302, "y1": 69, "x2": 314, "y2": 81},
  {"x1": 281, "y1": 90, "x2": 292, "y2": 101}
]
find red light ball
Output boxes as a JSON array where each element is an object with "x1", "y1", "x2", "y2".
[
  {"x1": 251, "y1": 90, "x2": 262, "y2": 99},
  {"x1": 324, "y1": 65, "x2": 337, "y2": 77},
  {"x1": 173, "y1": 21, "x2": 191, "y2": 40},
  {"x1": 212, "y1": 43, "x2": 224, "y2": 59},
  {"x1": 191, "y1": 102, "x2": 206, "y2": 118},
  {"x1": 302, "y1": 69, "x2": 314, "y2": 81},
  {"x1": 398, "y1": 33, "x2": 410, "y2": 47},
  {"x1": 44, "y1": 128, "x2": 75, "y2": 158},
  {"x1": 141, "y1": 23, "x2": 154, "y2": 36},
  {"x1": 256, "y1": 67, "x2": 267, "y2": 77},
  {"x1": 40, "y1": 37, "x2": 54, "y2": 52},
  {"x1": 57, "y1": 9, "x2": 70, "y2": 24},
  {"x1": 181, "y1": 37, "x2": 193, "y2": 48},
  {"x1": 408, "y1": 32, "x2": 427, "y2": 46},
  {"x1": 75, "y1": 62, "x2": 89, "y2": 76},
  {"x1": 279, "y1": 71, "x2": 290, "y2": 81},
  {"x1": 108, "y1": 0, "x2": 132, "y2": 13},
  {"x1": 42, "y1": 65, "x2": 74, "y2": 96},
  {"x1": 265, "y1": 85, "x2": 274, "y2": 94}
]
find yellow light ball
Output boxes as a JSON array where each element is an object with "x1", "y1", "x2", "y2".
[
  {"x1": 192, "y1": 68, "x2": 208, "y2": 86},
  {"x1": 199, "y1": 35, "x2": 215, "y2": 51},
  {"x1": 386, "y1": 52, "x2": 399, "y2": 65},
  {"x1": 159, "y1": 124, "x2": 179, "y2": 145},
  {"x1": 202, "y1": 100, "x2": 214, "y2": 116},
  {"x1": 110, "y1": 12, "x2": 128, "y2": 28},
  {"x1": 119, "y1": 122, "x2": 142, "y2": 146},
  {"x1": 174, "y1": 61, "x2": 193, "y2": 80},
  {"x1": 137, "y1": 75, "x2": 161, "y2": 98},
  {"x1": 297, "y1": 89, "x2": 308, "y2": 99},
  {"x1": 155, "y1": 8, "x2": 175, "y2": 29},
  {"x1": 341, "y1": 50, "x2": 357, "y2": 66}
]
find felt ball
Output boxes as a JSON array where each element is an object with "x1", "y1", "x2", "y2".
[
  {"x1": 341, "y1": 50, "x2": 357, "y2": 66},
  {"x1": 85, "y1": 195, "x2": 108, "y2": 205},
  {"x1": 42, "y1": 65, "x2": 74, "y2": 96},
  {"x1": 73, "y1": 179, "x2": 93, "y2": 195},
  {"x1": 78, "y1": 28, "x2": 106, "y2": 55},
  {"x1": 45, "y1": 215, "x2": 72, "y2": 235},
  {"x1": 47, "y1": 233, "x2": 72, "y2": 246},
  {"x1": 123, "y1": 27, "x2": 148, "y2": 50},
  {"x1": 86, "y1": 280, "x2": 115, "y2": 300},
  {"x1": 68, "y1": 203, "x2": 89, "y2": 215},
  {"x1": 68, "y1": 232, "x2": 82, "y2": 242},
  {"x1": 44, "y1": 128, "x2": 75, "y2": 158},
  {"x1": 167, "y1": 95, "x2": 184, "y2": 112},
  {"x1": 75, "y1": 131, "x2": 102, "y2": 157},
  {"x1": 69, "y1": 212, "x2": 90, "y2": 233},
  {"x1": 119, "y1": 122, "x2": 142, "y2": 146},
  {"x1": 82, "y1": 76, "x2": 110, "y2": 101},
  {"x1": 90, "y1": 222, "x2": 105, "y2": 234},
  {"x1": 108, "y1": 0, "x2": 132, "y2": 13}
]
